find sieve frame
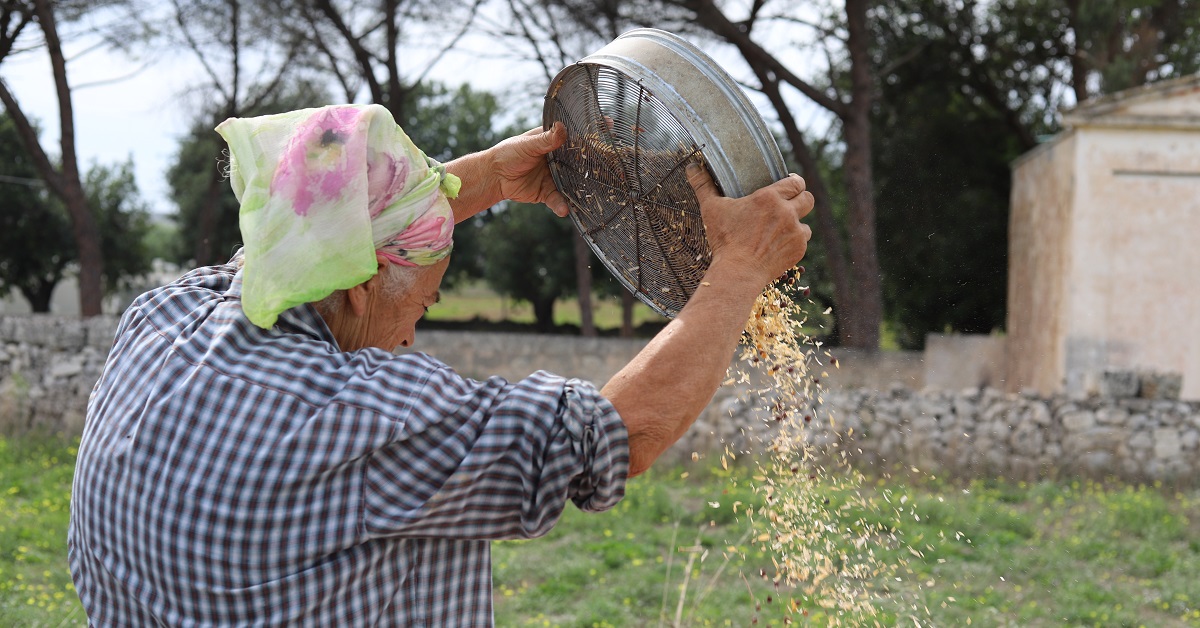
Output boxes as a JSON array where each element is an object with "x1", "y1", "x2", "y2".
[{"x1": 543, "y1": 28, "x2": 787, "y2": 318}]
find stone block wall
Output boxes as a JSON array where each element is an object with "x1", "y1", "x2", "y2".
[
  {"x1": 923, "y1": 333, "x2": 1007, "y2": 390},
  {"x1": 0, "y1": 315, "x2": 119, "y2": 434},
  {"x1": 3, "y1": 315, "x2": 1196, "y2": 483},
  {"x1": 669, "y1": 384, "x2": 1200, "y2": 483},
  {"x1": 401, "y1": 330, "x2": 649, "y2": 386}
]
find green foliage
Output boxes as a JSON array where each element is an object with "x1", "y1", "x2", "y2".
[
  {"x1": 871, "y1": 49, "x2": 1020, "y2": 347},
  {"x1": 165, "y1": 122, "x2": 243, "y2": 265},
  {"x1": 1051, "y1": 0, "x2": 1200, "y2": 94},
  {"x1": 867, "y1": 0, "x2": 1053, "y2": 348},
  {"x1": 398, "y1": 82, "x2": 502, "y2": 164},
  {"x1": 0, "y1": 114, "x2": 70, "y2": 312},
  {"x1": 864, "y1": 0, "x2": 1200, "y2": 348},
  {"x1": 400, "y1": 82, "x2": 505, "y2": 290},
  {"x1": 85, "y1": 161, "x2": 154, "y2": 295},
  {"x1": 140, "y1": 217, "x2": 179, "y2": 263},
  {"x1": 0, "y1": 114, "x2": 152, "y2": 312},
  {"x1": 445, "y1": 214, "x2": 487, "y2": 289},
  {"x1": 770, "y1": 129, "x2": 844, "y2": 341},
  {"x1": 480, "y1": 202, "x2": 578, "y2": 331}
]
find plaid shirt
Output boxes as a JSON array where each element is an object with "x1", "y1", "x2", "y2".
[{"x1": 68, "y1": 257, "x2": 629, "y2": 627}]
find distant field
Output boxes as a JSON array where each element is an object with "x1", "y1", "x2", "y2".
[
  {"x1": 4, "y1": 434, "x2": 1199, "y2": 626},
  {"x1": 423, "y1": 282, "x2": 839, "y2": 340},
  {"x1": 425, "y1": 282, "x2": 669, "y2": 331}
]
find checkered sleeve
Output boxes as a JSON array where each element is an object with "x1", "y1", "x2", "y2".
[{"x1": 363, "y1": 367, "x2": 629, "y2": 541}]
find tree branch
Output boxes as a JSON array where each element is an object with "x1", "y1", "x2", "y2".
[
  {"x1": 964, "y1": 73, "x2": 1038, "y2": 150},
  {"x1": 384, "y1": 0, "x2": 402, "y2": 113},
  {"x1": 505, "y1": 0, "x2": 558, "y2": 82},
  {"x1": 171, "y1": 0, "x2": 232, "y2": 104},
  {"x1": 681, "y1": 0, "x2": 848, "y2": 118},
  {"x1": 62, "y1": 36, "x2": 112, "y2": 63},
  {"x1": 768, "y1": 13, "x2": 841, "y2": 40},
  {"x1": 242, "y1": 47, "x2": 295, "y2": 111},
  {"x1": 537, "y1": 1, "x2": 576, "y2": 69},
  {"x1": 299, "y1": 4, "x2": 357, "y2": 102},
  {"x1": 744, "y1": 0, "x2": 767, "y2": 34},
  {"x1": 229, "y1": 0, "x2": 240, "y2": 116},
  {"x1": 0, "y1": 2, "x2": 33, "y2": 62},
  {"x1": 877, "y1": 41, "x2": 927, "y2": 81},
  {"x1": 315, "y1": 0, "x2": 382, "y2": 104},
  {"x1": 72, "y1": 60, "x2": 152, "y2": 90},
  {"x1": 0, "y1": 77, "x2": 62, "y2": 195},
  {"x1": 751, "y1": 67, "x2": 851, "y2": 331},
  {"x1": 33, "y1": 0, "x2": 81, "y2": 191},
  {"x1": 412, "y1": 0, "x2": 484, "y2": 88}
]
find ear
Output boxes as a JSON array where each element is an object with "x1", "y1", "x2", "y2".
[{"x1": 346, "y1": 256, "x2": 389, "y2": 317}]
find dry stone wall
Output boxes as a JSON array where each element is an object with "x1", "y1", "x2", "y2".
[
  {"x1": 672, "y1": 381, "x2": 1199, "y2": 483},
  {"x1": 2, "y1": 315, "x2": 1195, "y2": 482},
  {"x1": 0, "y1": 315, "x2": 119, "y2": 434}
]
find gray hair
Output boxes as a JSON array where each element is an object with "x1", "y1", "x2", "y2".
[{"x1": 312, "y1": 261, "x2": 423, "y2": 318}]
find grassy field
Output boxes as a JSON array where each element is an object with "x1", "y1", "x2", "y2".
[
  {"x1": 2, "y1": 434, "x2": 1198, "y2": 626},
  {"x1": 425, "y1": 281, "x2": 669, "y2": 332},
  {"x1": 0, "y1": 436, "x2": 81, "y2": 627}
]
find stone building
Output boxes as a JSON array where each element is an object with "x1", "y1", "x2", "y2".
[{"x1": 1007, "y1": 74, "x2": 1200, "y2": 400}]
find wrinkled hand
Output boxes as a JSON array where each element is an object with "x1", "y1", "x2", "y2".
[
  {"x1": 687, "y1": 164, "x2": 814, "y2": 285},
  {"x1": 488, "y1": 123, "x2": 569, "y2": 216}
]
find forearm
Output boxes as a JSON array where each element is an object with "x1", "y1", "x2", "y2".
[
  {"x1": 445, "y1": 124, "x2": 569, "y2": 221},
  {"x1": 601, "y1": 259, "x2": 767, "y2": 477},
  {"x1": 444, "y1": 150, "x2": 500, "y2": 223}
]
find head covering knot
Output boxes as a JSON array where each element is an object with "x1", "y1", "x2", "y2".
[{"x1": 216, "y1": 104, "x2": 459, "y2": 329}]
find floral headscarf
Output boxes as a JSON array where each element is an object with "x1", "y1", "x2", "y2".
[{"x1": 216, "y1": 104, "x2": 460, "y2": 329}]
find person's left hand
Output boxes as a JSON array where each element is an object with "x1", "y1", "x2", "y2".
[{"x1": 488, "y1": 123, "x2": 570, "y2": 216}]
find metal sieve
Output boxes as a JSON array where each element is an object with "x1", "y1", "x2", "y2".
[{"x1": 543, "y1": 28, "x2": 787, "y2": 318}]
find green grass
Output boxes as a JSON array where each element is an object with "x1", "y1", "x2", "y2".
[
  {"x1": 0, "y1": 434, "x2": 84, "y2": 626},
  {"x1": 499, "y1": 467, "x2": 1200, "y2": 627},
  {"x1": 3, "y1": 435, "x2": 1199, "y2": 626}
]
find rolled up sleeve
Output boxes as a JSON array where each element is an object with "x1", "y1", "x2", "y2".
[{"x1": 362, "y1": 368, "x2": 629, "y2": 541}]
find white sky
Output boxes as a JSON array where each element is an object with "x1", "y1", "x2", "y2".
[
  {"x1": 1, "y1": 30, "x2": 547, "y2": 216},
  {"x1": 1, "y1": 10, "x2": 828, "y2": 217},
  {"x1": 4, "y1": 44, "x2": 193, "y2": 214}
]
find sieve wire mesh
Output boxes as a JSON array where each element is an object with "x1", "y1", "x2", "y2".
[{"x1": 545, "y1": 64, "x2": 714, "y2": 318}]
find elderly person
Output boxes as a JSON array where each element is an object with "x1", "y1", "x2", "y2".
[{"x1": 68, "y1": 104, "x2": 813, "y2": 626}]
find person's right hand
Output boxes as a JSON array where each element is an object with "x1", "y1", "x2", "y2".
[
  {"x1": 604, "y1": 165, "x2": 815, "y2": 477},
  {"x1": 686, "y1": 165, "x2": 814, "y2": 286}
]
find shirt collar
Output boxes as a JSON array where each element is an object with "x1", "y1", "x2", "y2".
[{"x1": 224, "y1": 249, "x2": 341, "y2": 348}]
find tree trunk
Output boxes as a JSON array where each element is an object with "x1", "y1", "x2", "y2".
[
  {"x1": 22, "y1": 282, "x2": 55, "y2": 313},
  {"x1": 383, "y1": 0, "x2": 405, "y2": 120},
  {"x1": 533, "y1": 297, "x2": 555, "y2": 333},
  {"x1": 681, "y1": 0, "x2": 877, "y2": 348},
  {"x1": 841, "y1": 0, "x2": 882, "y2": 350},
  {"x1": 572, "y1": 230, "x2": 596, "y2": 336},
  {"x1": 1063, "y1": 0, "x2": 1091, "y2": 103},
  {"x1": 621, "y1": 289, "x2": 634, "y2": 338},
  {"x1": 62, "y1": 176, "x2": 104, "y2": 315},
  {"x1": 315, "y1": 0, "x2": 383, "y2": 105},
  {"x1": 36, "y1": 0, "x2": 103, "y2": 317},
  {"x1": 194, "y1": 157, "x2": 226, "y2": 266},
  {"x1": 755, "y1": 72, "x2": 853, "y2": 346}
]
